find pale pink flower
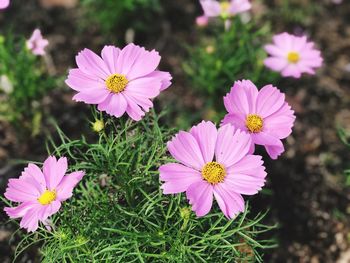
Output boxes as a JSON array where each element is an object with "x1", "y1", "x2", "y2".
[
  {"x1": 222, "y1": 80, "x2": 296, "y2": 159},
  {"x1": 0, "y1": 0, "x2": 9, "y2": 9},
  {"x1": 200, "y1": 0, "x2": 251, "y2": 19},
  {"x1": 26, "y1": 29, "x2": 49, "y2": 56},
  {"x1": 264, "y1": 32, "x2": 323, "y2": 78},
  {"x1": 159, "y1": 121, "x2": 266, "y2": 219},
  {"x1": 4, "y1": 156, "x2": 85, "y2": 232},
  {"x1": 196, "y1": 15, "x2": 209, "y2": 27},
  {"x1": 66, "y1": 44, "x2": 172, "y2": 121}
]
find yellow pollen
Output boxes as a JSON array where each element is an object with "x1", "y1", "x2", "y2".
[
  {"x1": 92, "y1": 120, "x2": 104, "y2": 133},
  {"x1": 38, "y1": 190, "x2": 56, "y2": 205},
  {"x1": 246, "y1": 114, "x2": 263, "y2": 133},
  {"x1": 105, "y1": 74, "x2": 128, "y2": 93},
  {"x1": 202, "y1": 162, "x2": 226, "y2": 184},
  {"x1": 220, "y1": 1, "x2": 231, "y2": 12},
  {"x1": 287, "y1": 52, "x2": 300, "y2": 63}
]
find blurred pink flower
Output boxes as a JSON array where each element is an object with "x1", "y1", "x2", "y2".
[
  {"x1": 4, "y1": 156, "x2": 85, "y2": 232},
  {"x1": 26, "y1": 29, "x2": 49, "y2": 56},
  {"x1": 332, "y1": 0, "x2": 342, "y2": 4},
  {"x1": 66, "y1": 44, "x2": 172, "y2": 121},
  {"x1": 200, "y1": 0, "x2": 251, "y2": 19},
  {"x1": 159, "y1": 121, "x2": 266, "y2": 219},
  {"x1": 222, "y1": 80, "x2": 296, "y2": 159},
  {"x1": 0, "y1": 0, "x2": 9, "y2": 9},
  {"x1": 196, "y1": 15, "x2": 209, "y2": 27},
  {"x1": 264, "y1": 32, "x2": 323, "y2": 78}
]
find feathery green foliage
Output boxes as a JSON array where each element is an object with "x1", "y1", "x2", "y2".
[
  {"x1": 183, "y1": 18, "x2": 279, "y2": 114},
  {"x1": 11, "y1": 111, "x2": 276, "y2": 262}
]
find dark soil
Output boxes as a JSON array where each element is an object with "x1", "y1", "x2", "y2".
[{"x1": 1, "y1": 0, "x2": 350, "y2": 262}]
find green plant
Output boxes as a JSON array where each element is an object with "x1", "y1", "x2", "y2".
[
  {"x1": 0, "y1": 35, "x2": 55, "y2": 136},
  {"x1": 80, "y1": 0, "x2": 162, "y2": 36},
  {"x1": 183, "y1": 18, "x2": 279, "y2": 117},
  {"x1": 9, "y1": 111, "x2": 276, "y2": 262},
  {"x1": 339, "y1": 128, "x2": 350, "y2": 186}
]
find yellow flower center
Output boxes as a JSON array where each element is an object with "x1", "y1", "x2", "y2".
[
  {"x1": 38, "y1": 190, "x2": 56, "y2": 205},
  {"x1": 287, "y1": 52, "x2": 300, "y2": 64},
  {"x1": 105, "y1": 74, "x2": 128, "y2": 93},
  {"x1": 220, "y1": 1, "x2": 231, "y2": 18},
  {"x1": 246, "y1": 114, "x2": 263, "y2": 133},
  {"x1": 201, "y1": 162, "x2": 226, "y2": 184}
]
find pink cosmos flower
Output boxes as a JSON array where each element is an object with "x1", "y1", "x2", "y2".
[
  {"x1": 264, "y1": 32, "x2": 323, "y2": 78},
  {"x1": 66, "y1": 44, "x2": 172, "y2": 121},
  {"x1": 26, "y1": 29, "x2": 49, "y2": 56},
  {"x1": 222, "y1": 80, "x2": 296, "y2": 159},
  {"x1": 4, "y1": 156, "x2": 85, "y2": 232},
  {"x1": 0, "y1": 0, "x2": 9, "y2": 9},
  {"x1": 159, "y1": 121, "x2": 267, "y2": 219},
  {"x1": 196, "y1": 15, "x2": 209, "y2": 27},
  {"x1": 200, "y1": 0, "x2": 251, "y2": 19}
]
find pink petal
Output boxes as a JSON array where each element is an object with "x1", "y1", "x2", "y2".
[
  {"x1": 125, "y1": 75, "x2": 162, "y2": 98},
  {"x1": 37, "y1": 200, "x2": 61, "y2": 221},
  {"x1": 264, "y1": 44, "x2": 286, "y2": 57},
  {"x1": 97, "y1": 93, "x2": 127, "y2": 118},
  {"x1": 223, "y1": 80, "x2": 258, "y2": 116},
  {"x1": 281, "y1": 64, "x2": 302, "y2": 78},
  {"x1": 256, "y1": 84, "x2": 285, "y2": 118},
  {"x1": 116, "y1": 44, "x2": 143, "y2": 76},
  {"x1": 4, "y1": 201, "x2": 39, "y2": 219},
  {"x1": 56, "y1": 171, "x2": 85, "y2": 201},
  {"x1": 43, "y1": 156, "x2": 68, "y2": 190},
  {"x1": 263, "y1": 103, "x2": 295, "y2": 139},
  {"x1": 126, "y1": 47, "x2": 161, "y2": 80},
  {"x1": 65, "y1": 69, "x2": 104, "y2": 92},
  {"x1": 213, "y1": 184, "x2": 245, "y2": 219},
  {"x1": 5, "y1": 178, "x2": 41, "y2": 202},
  {"x1": 221, "y1": 113, "x2": 247, "y2": 132},
  {"x1": 0, "y1": 0, "x2": 9, "y2": 9},
  {"x1": 124, "y1": 96, "x2": 145, "y2": 121},
  {"x1": 159, "y1": 163, "x2": 202, "y2": 194},
  {"x1": 264, "y1": 57, "x2": 288, "y2": 71},
  {"x1": 19, "y1": 206, "x2": 41, "y2": 232},
  {"x1": 167, "y1": 131, "x2": 205, "y2": 171},
  {"x1": 142, "y1": 70, "x2": 172, "y2": 91},
  {"x1": 76, "y1": 48, "x2": 110, "y2": 79},
  {"x1": 73, "y1": 87, "x2": 110, "y2": 104},
  {"x1": 101, "y1": 45, "x2": 121, "y2": 74},
  {"x1": 189, "y1": 121, "x2": 217, "y2": 163},
  {"x1": 252, "y1": 132, "x2": 284, "y2": 159},
  {"x1": 225, "y1": 155, "x2": 267, "y2": 195},
  {"x1": 200, "y1": 0, "x2": 221, "y2": 17},
  {"x1": 215, "y1": 124, "x2": 251, "y2": 168},
  {"x1": 229, "y1": 0, "x2": 251, "y2": 14},
  {"x1": 186, "y1": 181, "x2": 213, "y2": 217}
]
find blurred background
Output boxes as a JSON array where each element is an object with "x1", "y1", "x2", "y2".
[{"x1": 0, "y1": 0, "x2": 349, "y2": 262}]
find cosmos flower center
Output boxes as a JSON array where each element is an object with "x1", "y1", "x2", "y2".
[
  {"x1": 202, "y1": 162, "x2": 226, "y2": 184},
  {"x1": 246, "y1": 114, "x2": 263, "y2": 133},
  {"x1": 38, "y1": 190, "x2": 56, "y2": 205},
  {"x1": 105, "y1": 73, "x2": 128, "y2": 93},
  {"x1": 220, "y1": 1, "x2": 231, "y2": 13},
  {"x1": 287, "y1": 52, "x2": 300, "y2": 64}
]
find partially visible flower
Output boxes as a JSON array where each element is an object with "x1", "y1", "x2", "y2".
[
  {"x1": 0, "y1": 75, "x2": 13, "y2": 94},
  {"x1": 66, "y1": 44, "x2": 172, "y2": 121},
  {"x1": 26, "y1": 29, "x2": 49, "y2": 56},
  {"x1": 200, "y1": 0, "x2": 251, "y2": 19},
  {"x1": 0, "y1": 0, "x2": 9, "y2": 9},
  {"x1": 264, "y1": 32, "x2": 323, "y2": 78},
  {"x1": 332, "y1": 0, "x2": 342, "y2": 4},
  {"x1": 92, "y1": 119, "x2": 104, "y2": 133},
  {"x1": 159, "y1": 121, "x2": 266, "y2": 219},
  {"x1": 196, "y1": 15, "x2": 209, "y2": 27},
  {"x1": 222, "y1": 80, "x2": 296, "y2": 159},
  {"x1": 4, "y1": 156, "x2": 85, "y2": 232}
]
